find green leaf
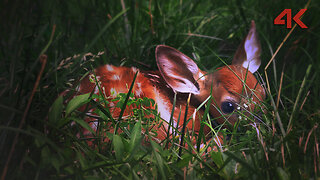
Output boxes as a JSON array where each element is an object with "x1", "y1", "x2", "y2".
[
  {"x1": 51, "y1": 155, "x2": 63, "y2": 173},
  {"x1": 49, "y1": 95, "x2": 63, "y2": 124},
  {"x1": 70, "y1": 117, "x2": 96, "y2": 135},
  {"x1": 41, "y1": 146, "x2": 51, "y2": 164},
  {"x1": 224, "y1": 151, "x2": 254, "y2": 174},
  {"x1": 113, "y1": 134, "x2": 124, "y2": 162},
  {"x1": 276, "y1": 167, "x2": 289, "y2": 180},
  {"x1": 150, "y1": 140, "x2": 166, "y2": 179},
  {"x1": 84, "y1": 8, "x2": 129, "y2": 52},
  {"x1": 176, "y1": 154, "x2": 192, "y2": 168},
  {"x1": 77, "y1": 151, "x2": 87, "y2": 169},
  {"x1": 65, "y1": 93, "x2": 90, "y2": 116},
  {"x1": 211, "y1": 151, "x2": 224, "y2": 168},
  {"x1": 142, "y1": 97, "x2": 151, "y2": 107},
  {"x1": 129, "y1": 121, "x2": 142, "y2": 153}
]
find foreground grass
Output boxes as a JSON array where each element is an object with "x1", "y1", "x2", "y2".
[{"x1": 0, "y1": 0, "x2": 319, "y2": 179}]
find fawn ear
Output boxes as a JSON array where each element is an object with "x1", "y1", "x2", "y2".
[
  {"x1": 232, "y1": 20, "x2": 261, "y2": 73},
  {"x1": 156, "y1": 45, "x2": 200, "y2": 94}
]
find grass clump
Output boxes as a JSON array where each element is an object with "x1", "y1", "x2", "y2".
[{"x1": 1, "y1": 0, "x2": 319, "y2": 179}]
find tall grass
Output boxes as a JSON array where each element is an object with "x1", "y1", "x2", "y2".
[{"x1": 0, "y1": 0, "x2": 319, "y2": 179}]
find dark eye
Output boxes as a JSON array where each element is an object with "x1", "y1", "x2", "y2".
[{"x1": 221, "y1": 101, "x2": 235, "y2": 114}]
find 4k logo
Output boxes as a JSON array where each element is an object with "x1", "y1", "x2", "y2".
[{"x1": 274, "y1": 9, "x2": 308, "y2": 28}]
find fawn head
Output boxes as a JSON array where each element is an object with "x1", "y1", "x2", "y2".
[{"x1": 156, "y1": 21, "x2": 265, "y2": 127}]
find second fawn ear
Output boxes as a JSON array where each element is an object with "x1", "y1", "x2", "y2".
[
  {"x1": 232, "y1": 20, "x2": 261, "y2": 73},
  {"x1": 156, "y1": 45, "x2": 200, "y2": 94}
]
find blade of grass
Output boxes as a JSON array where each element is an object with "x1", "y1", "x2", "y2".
[
  {"x1": 129, "y1": 120, "x2": 142, "y2": 153},
  {"x1": 115, "y1": 71, "x2": 138, "y2": 133},
  {"x1": 276, "y1": 64, "x2": 285, "y2": 108},
  {"x1": 84, "y1": 8, "x2": 129, "y2": 52},
  {"x1": 70, "y1": 117, "x2": 96, "y2": 135},
  {"x1": 178, "y1": 93, "x2": 191, "y2": 159},
  {"x1": 224, "y1": 151, "x2": 257, "y2": 175},
  {"x1": 197, "y1": 94, "x2": 212, "y2": 152},
  {"x1": 286, "y1": 64, "x2": 312, "y2": 134},
  {"x1": 166, "y1": 92, "x2": 177, "y2": 148},
  {"x1": 1, "y1": 54, "x2": 47, "y2": 180},
  {"x1": 264, "y1": 23, "x2": 297, "y2": 94}
]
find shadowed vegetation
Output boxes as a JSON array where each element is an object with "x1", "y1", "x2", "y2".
[{"x1": 0, "y1": 0, "x2": 319, "y2": 179}]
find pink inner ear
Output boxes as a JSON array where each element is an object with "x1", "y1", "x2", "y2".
[
  {"x1": 243, "y1": 21, "x2": 261, "y2": 73},
  {"x1": 155, "y1": 45, "x2": 200, "y2": 94},
  {"x1": 232, "y1": 20, "x2": 261, "y2": 73}
]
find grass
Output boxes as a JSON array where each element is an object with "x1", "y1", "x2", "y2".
[{"x1": 1, "y1": 0, "x2": 319, "y2": 179}]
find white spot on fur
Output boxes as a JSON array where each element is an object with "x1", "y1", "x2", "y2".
[
  {"x1": 106, "y1": 65, "x2": 114, "y2": 71},
  {"x1": 94, "y1": 86, "x2": 99, "y2": 94},
  {"x1": 135, "y1": 83, "x2": 143, "y2": 97},
  {"x1": 135, "y1": 89, "x2": 142, "y2": 97},
  {"x1": 112, "y1": 75, "x2": 120, "y2": 80},
  {"x1": 95, "y1": 75, "x2": 101, "y2": 81}
]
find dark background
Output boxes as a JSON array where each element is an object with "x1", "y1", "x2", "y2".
[{"x1": 0, "y1": 0, "x2": 319, "y2": 179}]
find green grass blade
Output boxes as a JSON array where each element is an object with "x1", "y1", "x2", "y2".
[
  {"x1": 178, "y1": 93, "x2": 191, "y2": 158},
  {"x1": 115, "y1": 71, "x2": 138, "y2": 132},
  {"x1": 70, "y1": 117, "x2": 96, "y2": 135},
  {"x1": 286, "y1": 64, "x2": 312, "y2": 134},
  {"x1": 166, "y1": 92, "x2": 177, "y2": 148},
  {"x1": 84, "y1": 8, "x2": 129, "y2": 52},
  {"x1": 113, "y1": 134, "x2": 125, "y2": 162},
  {"x1": 129, "y1": 120, "x2": 142, "y2": 153},
  {"x1": 65, "y1": 93, "x2": 90, "y2": 116},
  {"x1": 49, "y1": 95, "x2": 63, "y2": 124}
]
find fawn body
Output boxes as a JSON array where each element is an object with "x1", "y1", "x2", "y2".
[{"x1": 75, "y1": 21, "x2": 265, "y2": 145}]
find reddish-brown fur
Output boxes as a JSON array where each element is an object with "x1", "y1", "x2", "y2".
[
  {"x1": 72, "y1": 21, "x2": 265, "y2": 148},
  {"x1": 77, "y1": 65, "x2": 210, "y2": 142}
]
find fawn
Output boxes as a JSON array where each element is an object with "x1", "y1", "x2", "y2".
[{"x1": 73, "y1": 21, "x2": 265, "y2": 148}]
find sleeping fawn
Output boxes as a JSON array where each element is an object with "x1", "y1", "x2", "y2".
[{"x1": 73, "y1": 21, "x2": 265, "y2": 148}]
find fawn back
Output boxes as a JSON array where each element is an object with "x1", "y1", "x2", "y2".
[{"x1": 75, "y1": 21, "x2": 265, "y2": 144}]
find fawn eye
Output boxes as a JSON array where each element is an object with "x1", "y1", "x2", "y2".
[{"x1": 221, "y1": 101, "x2": 235, "y2": 114}]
